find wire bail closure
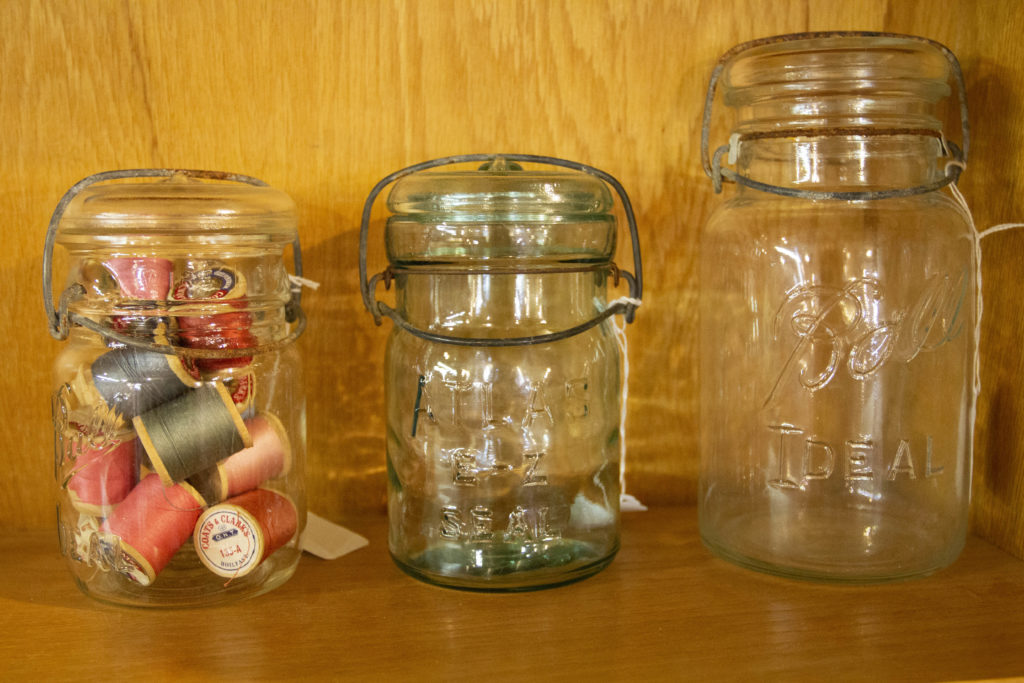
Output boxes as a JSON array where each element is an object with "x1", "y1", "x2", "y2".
[
  {"x1": 358, "y1": 154, "x2": 643, "y2": 347},
  {"x1": 700, "y1": 31, "x2": 971, "y2": 201},
  {"x1": 43, "y1": 168, "x2": 307, "y2": 355}
]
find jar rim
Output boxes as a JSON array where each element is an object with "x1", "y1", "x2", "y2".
[
  {"x1": 386, "y1": 159, "x2": 614, "y2": 218},
  {"x1": 723, "y1": 34, "x2": 951, "y2": 93},
  {"x1": 56, "y1": 173, "x2": 297, "y2": 243}
]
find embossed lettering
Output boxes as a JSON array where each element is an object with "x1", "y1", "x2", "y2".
[
  {"x1": 767, "y1": 273, "x2": 968, "y2": 404},
  {"x1": 440, "y1": 505, "x2": 462, "y2": 539},
  {"x1": 925, "y1": 436, "x2": 944, "y2": 477},
  {"x1": 536, "y1": 506, "x2": 562, "y2": 540},
  {"x1": 887, "y1": 439, "x2": 917, "y2": 480},
  {"x1": 470, "y1": 506, "x2": 493, "y2": 541},
  {"x1": 439, "y1": 504, "x2": 563, "y2": 542},
  {"x1": 845, "y1": 440, "x2": 875, "y2": 482},
  {"x1": 768, "y1": 423, "x2": 803, "y2": 489},
  {"x1": 522, "y1": 451, "x2": 548, "y2": 486},
  {"x1": 565, "y1": 370, "x2": 590, "y2": 420},
  {"x1": 442, "y1": 375, "x2": 474, "y2": 426},
  {"x1": 450, "y1": 449, "x2": 478, "y2": 486},
  {"x1": 505, "y1": 506, "x2": 530, "y2": 540},
  {"x1": 802, "y1": 440, "x2": 835, "y2": 481},
  {"x1": 767, "y1": 425, "x2": 941, "y2": 489},
  {"x1": 522, "y1": 378, "x2": 553, "y2": 428}
]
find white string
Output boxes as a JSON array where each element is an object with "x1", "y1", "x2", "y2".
[
  {"x1": 608, "y1": 296, "x2": 647, "y2": 512},
  {"x1": 943, "y1": 155, "x2": 1024, "y2": 462},
  {"x1": 289, "y1": 274, "x2": 321, "y2": 290}
]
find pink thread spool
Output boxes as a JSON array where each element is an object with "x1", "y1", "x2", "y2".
[
  {"x1": 193, "y1": 488, "x2": 297, "y2": 578},
  {"x1": 104, "y1": 257, "x2": 174, "y2": 300},
  {"x1": 102, "y1": 473, "x2": 205, "y2": 585},
  {"x1": 223, "y1": 413, "x2": 291, "y2": 498},
  {"x1": 66, "y1": 434, "x2": 138, "y2": 515},
  {"x1": 185, "y1": 412, "x2": 290, "y2": 505}
]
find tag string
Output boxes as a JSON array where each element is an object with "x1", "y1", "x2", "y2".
[
  {"x1": 609, "y1": 296, "x2": 647, "y2": 511},
  {"x1": 943, "y1": 159, "x2": 1024, "y2": 459}
]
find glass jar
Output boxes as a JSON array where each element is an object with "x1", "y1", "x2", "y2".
[
  {"x1": 360, "y1": 155, "x2": 642, "y2": 590},
  {"x1": 45, "y1": 169, "x2": 307, "y2": 606},
  {"x1": 698, "y1": 34, "x2": 976, "y2": 582}
]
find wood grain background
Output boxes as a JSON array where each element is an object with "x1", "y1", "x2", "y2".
[{"x1": 2, "y1": 1, "x2": 1023, "y2": 557}]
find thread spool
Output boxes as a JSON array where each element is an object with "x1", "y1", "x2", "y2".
[
  {"x1": 193, "y1": 488, "x2": 297, "y2": 578},
  {"x1": 172, "y1": 264, "x2": 246, "y2": 302},
  {"x1": 101, "y1": 473, "x2": 205, "y2": 585},
  {"x1": 66, "y1": 434, "x2": 138, "y2": 516},
  {"x1": 104, "y1": 257, "x2": 174, "y2": 300},
  {"x1": 223, "y1": 413, "x2": 291, "y2": 498},
  {"x1": 102, "y1": 258, "x2": 175, "y2": 337},
  {"x1": 82, "y1": 346, "x2": 200, "y2": 423},
  {"x1": 134, "y1": 382, "x2": 251, "y2": 486},
  {"x1": 225, "y1": 371, "x2": 256, "y2": 417},
  {"x1": 184, "y1": 412, "x2": 289, "y2": 504},
  {"x1": 187, "y1": 465, "x2": 228, "y2": 506},
  {"x1": 173, "y1": 264, "x2": 255, "y2": 372}
]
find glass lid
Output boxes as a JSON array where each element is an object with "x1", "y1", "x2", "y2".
[
  {"x1": 56, "y1": 172, "x2": 297, "y2": 244},
  {"x1": 386, "y1": 157, "x2": 614, "y2": 220}
]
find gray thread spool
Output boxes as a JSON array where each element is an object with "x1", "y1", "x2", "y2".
[
  {"x1": 91, "y1": 346, "x2": 199, "y2": 420},
  {"x1": 134, "y1": 382, "x2": 251, "y2": 486},
  {"x1": 187, "y1": 465, "x2": 228, "y2": 505}
]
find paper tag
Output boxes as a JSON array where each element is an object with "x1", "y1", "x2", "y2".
[
  {"x1": 620, "y1": 493, "x2": 648, "y2": 512},
  {"x1": 300, "y1": 512, "x2": 369, "y2": 560}
]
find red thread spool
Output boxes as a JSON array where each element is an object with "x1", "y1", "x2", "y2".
[
  {"x1": 173, "y1": 265, "x2": 255, "y2": 372},
  {"x1": 102, "y1": 473, "x2": 205, "y2": 585},
  {"x1": 66, "y1": 435, "x2": 138, "y2": 515},
  {"x1": 193, "y1": 488, "x2": 297, "y2": 578},
  {"x1": 104, "y1": 257, "x2": 174, "y2": 300}
]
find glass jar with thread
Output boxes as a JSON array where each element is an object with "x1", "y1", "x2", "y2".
[
  {"x1": 45, "y1": 169, "x2": 307, "y2": 606},
  {"x1": 698, "y1": 33, "x2": 976, "y2": 582},
  {"x1": 360, "y1": 154, "x2": 642, "y2": 590}
]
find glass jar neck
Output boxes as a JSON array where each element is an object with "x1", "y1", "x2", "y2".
[
  {"x1": 395, "y1": 270, "x2": 609, "y2": 338},
  {"x1": 734, "y1": 135, "x2": 945, "y2": 193},
  {"x1": 720, "y1": 36, "x2": 955, "y2": 195}
]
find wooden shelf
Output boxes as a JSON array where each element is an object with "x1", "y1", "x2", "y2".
[{"x1": 5, "y1": 507, "x2": 1024, "y2": 680}]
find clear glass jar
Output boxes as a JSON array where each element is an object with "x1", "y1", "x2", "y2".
[
  {"x1": 46, "y1": 170, "x2": 307, "y2": 606},
  {"x1": 698, "y1": 34, "x2": 976, "y2": 582},
  {"x1": 361, "y1": 156, "x2": 642, "y2": 590}
]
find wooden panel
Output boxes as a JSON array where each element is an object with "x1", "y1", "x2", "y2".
[{"x1": 2, "y1": 1, "x2": 1023, "y2": 556}]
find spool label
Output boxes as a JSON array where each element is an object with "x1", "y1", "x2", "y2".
[
  {"x1": 227, "y1": 372, "x2": 256, "y2": 414},
  {"x1": 194, "y1": 505, "x2": 264, "y2": 578},
  {"x1": 172, "y1": 265, "x2": 243, "y2": 301}
]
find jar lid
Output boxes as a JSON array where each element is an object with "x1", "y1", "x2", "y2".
[
  {"x1": 723, "y1": 34, "x2": 951, "y2": 103},
  {"x1": 56, "y1": 172, "x2": 297, "y2": 246},
  {"x1": 386, "y1": 157, "x2": 613, "y2": 220}
]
